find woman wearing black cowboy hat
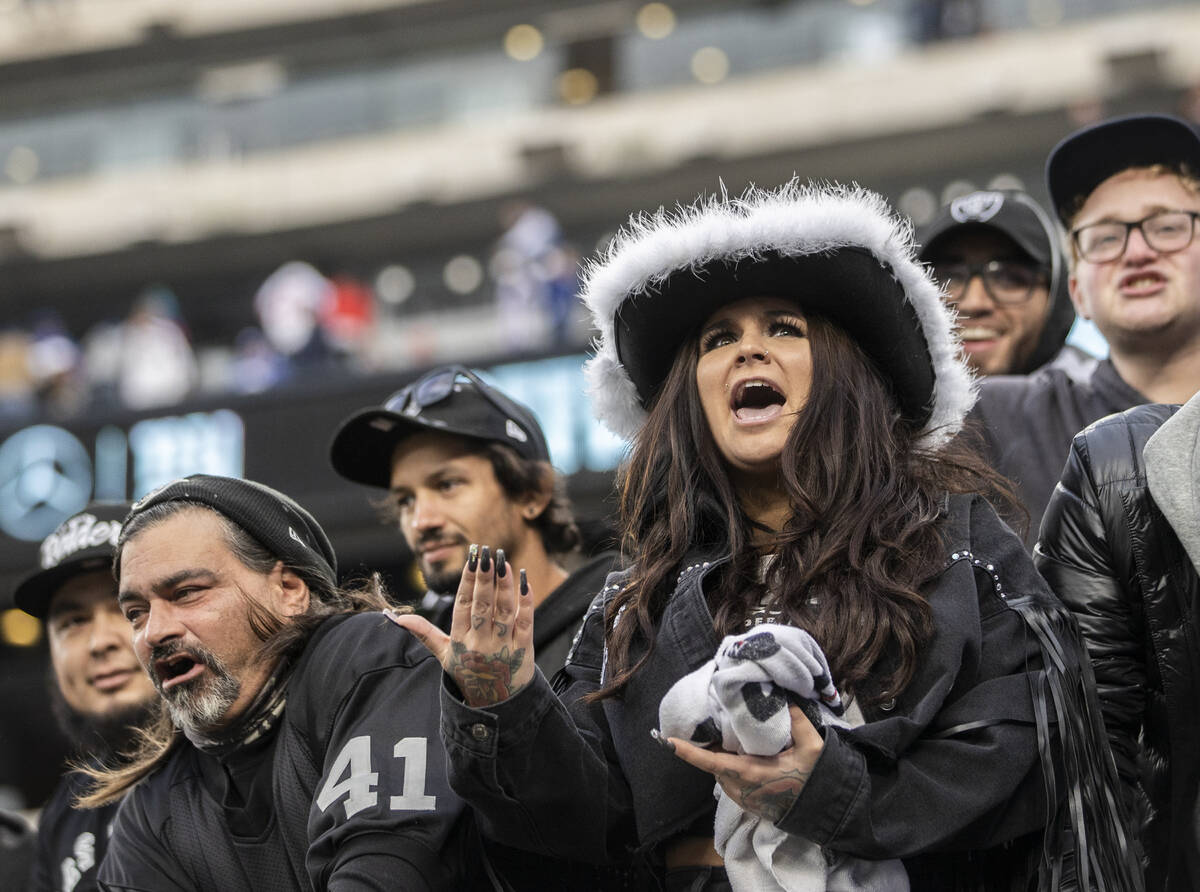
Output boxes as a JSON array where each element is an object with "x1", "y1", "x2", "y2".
[{"x1": 392, "y1": 181, "x2": 1140, "y2": 891}]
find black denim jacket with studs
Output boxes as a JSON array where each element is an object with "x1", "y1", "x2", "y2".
[{"x1": 440, "y1": 493, "x2": 1131, "y2": 888}]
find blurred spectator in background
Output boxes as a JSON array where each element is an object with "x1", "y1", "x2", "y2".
[
  {"x1": 0, "y1": 327, "x2": 36, "y2": 421},
  {"x1": 970, "y1": 114, "x2": 1200, "y2": 544},
  {"x1": 80, "y1": 320, "x2": 125, "y2": 411},
  {"x1": 492, "y1": 201, "x2": 580, "y2": 351},
  {"x1": 543, "y1": 242, "x2": 582, "y2": 346},
  {"x1": 920, "y1": 188, "x2": 1080, "y2": 376},
  {"x1": 320, "y1": 272, "x2": 376, "y2": 365},
  {"x1": 28, "y1": 311, "x2": 86, "y2": 418},
  {"x1": 229, "y1": 326, "x2": 290, "y2": 395},
  {"x1": 254, "y1": 260, "x2": 334, "y2": 370},
  {"x1": 116, "y1": 286, "x2": 198, "y2": 411}
]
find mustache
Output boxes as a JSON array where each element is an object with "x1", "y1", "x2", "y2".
[{"x1": 415, "y1": 531, "x2": 468, "y2": 551}]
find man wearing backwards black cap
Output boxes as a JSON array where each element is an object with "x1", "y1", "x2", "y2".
[
  {"x1": 968, "y1": 113, "x2": 1200, "y2": 544},
  {"x1": 331, "y1": 367, "x2": 640, "y2": 892},
  {"x1": 330, "y1": 364, "x2": 617, "y2": 674},
  {"x1": 83, "y1": 475, "x2": 485, "y2": 891},
  {"x1": 920, "y1": 188, "x2": 1080, "y2": 376},
  {"x1": 13, "y1": 502, "x2": 157, "y2": 892}
]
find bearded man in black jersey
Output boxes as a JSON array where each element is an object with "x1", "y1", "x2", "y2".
[
  {"x1": 13, "y1": 503, "x2": 157, "y2": 892},
  {"x1": 87, "y1": 475, "x2": 484, "y2": 891}
]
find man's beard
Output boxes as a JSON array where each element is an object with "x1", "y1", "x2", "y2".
[
  {"x1": 421, "y1": 560, "x2": 465, "y2": 595},
  {"x1": 48, "y1": 674, "x2": 157, "y2": 767},
  {"x1": 148, "y1": 640, "x2": 241, "y2": 737},
  {"x1": 417, "y1": 536, "x2": 470, "y2": 594}
]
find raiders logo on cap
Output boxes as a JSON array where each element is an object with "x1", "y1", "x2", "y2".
[
  {"x1": 40, "y1": 512, "x2": 121, "y2": 569},
  {"x1": 950, "y1": 191, "x2": 1005, "y2": 224}
]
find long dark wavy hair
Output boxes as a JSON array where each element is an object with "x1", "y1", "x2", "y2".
[
  {"x1": 77, "y1": 501, "x2": 390, "y2": 808},
  {"x1": 598, "y1": 314, "x2": 1009, "y2": 706}
]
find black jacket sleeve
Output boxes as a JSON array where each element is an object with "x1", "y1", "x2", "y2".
[
  {"x1": 441, "y1": 585, "x2": 637, "y2": 864},
  {"x1": 1034, "y1": 433, "x2": 1146, "y2": 789}
]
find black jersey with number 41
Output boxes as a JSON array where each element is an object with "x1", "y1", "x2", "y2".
[{"x1": 98, "y1": 612, "x2": 484, "y2": 891}]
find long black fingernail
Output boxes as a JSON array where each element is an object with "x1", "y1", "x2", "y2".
[
  {"x1": 495, "y1": 549, "x2": 506, "y2": 578},
  {"x1": 480, "y1": 545, "x2": 491, "y2": 574},
  {"x1": 519, "y1": 569, "x2": 529, "y2": 596},
  {"x1": 467, "y1": 544, "x2": 479, "y2": 572},
  {"x1": 650, "y1": 729, "x2": 675, "y2": 752}
]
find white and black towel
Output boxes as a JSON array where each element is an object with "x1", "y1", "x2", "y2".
[{"x1": 658, "y1": 624, "x2": 908, "y2": 892}]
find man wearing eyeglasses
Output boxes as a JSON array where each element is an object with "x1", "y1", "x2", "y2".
[
  {"x1": 967, "y1": 113, "x2": 1200, "y2": 544},
  {"x1": 330, "y1": 365, "x2": 639, "y2": 890},
  {"x1": 920, "y1": 188, "x2": 1078, "y2": 377}
]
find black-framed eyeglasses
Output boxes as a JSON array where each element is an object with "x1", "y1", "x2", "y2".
[
  {"x1": 1072, "y1": 210, "x2": 1200, "y2": 263},
  {"x1": 929, "y1": 260, "x2": 1046, "y2": 305},
  {"x1": 385, "y1": 365, "x2": 504, "y2": 418}
]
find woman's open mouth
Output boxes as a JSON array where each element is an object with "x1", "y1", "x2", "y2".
[{"x1": 731, "y1": 379, "x2": 786, "y2": 423}]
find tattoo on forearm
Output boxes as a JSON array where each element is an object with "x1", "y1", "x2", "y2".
[
  {"x1": 726, "y1": 767, "x2": 810, "y2": 823},
  {"x1": 448, "y1": 641, "x2": 528, "y2": 706}
]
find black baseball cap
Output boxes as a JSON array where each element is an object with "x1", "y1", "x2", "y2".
[
  {"x1": 919, "y1": 189, "x2": 1058, "y2": 268},
  {"x1": 1046, "y1": 113, "x2": 1200, "y2": 225},
  {"x1": 329, "y1": 364, "x2": 551, "y2": 489},
  {"x1": 125, "y1": 475, "x2": 337, "y2": 592},
  {"x1": 13, "y1": 503, "x2": 129, "y2": 619}
]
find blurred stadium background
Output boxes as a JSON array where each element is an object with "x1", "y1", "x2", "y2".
[{"x1": 0, "y1": 0, "x2": 1196, "y2": 812}]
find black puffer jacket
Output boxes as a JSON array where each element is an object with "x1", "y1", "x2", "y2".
[{"x1": 1035, "y1": 404, "x2": 1200, "y2": 891}]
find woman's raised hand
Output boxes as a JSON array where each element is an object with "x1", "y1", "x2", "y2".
[{"x1": 387, "y1": 544, "x2": 536, "y2": 707}]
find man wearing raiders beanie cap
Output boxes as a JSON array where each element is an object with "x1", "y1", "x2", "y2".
[
  {"x1": 14, "y1": 502, "x2": 156, "y2": 892},
  {"x1": 83, "y1": 475, "x2": 487, "y2": 891}
]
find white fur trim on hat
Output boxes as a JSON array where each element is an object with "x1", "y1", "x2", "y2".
[{"x1": 581, "y1": 180, "x2": 977, "y2": 448}]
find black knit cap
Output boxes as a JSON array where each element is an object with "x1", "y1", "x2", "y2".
[{"x1": 127, "y1": 475, "x2": 337, "y2": 591}]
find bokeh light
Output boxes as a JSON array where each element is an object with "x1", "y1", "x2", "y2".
[
  {"x1": 558, "y1": 68, "x2": 599, "y2": 105},
  {"x1": 443, "y1": 255, "x2": 484, "y2": 294},
  {"x1": 375, "y1": 264, "x2": 416, "y2": 305},
  {"x1": 691, "y1": 47, "x2": 730, "y2": 85},
  {"x1": 636, "y1": 3, "x2": 677, "y2": 40},
  {"x1": 1, "y1": 609, "x2": 40, "y2": 647},
  {"x1": 5, "y1": 146, "x2": 39, "y2": 184},
  {"x1": 504, "y1": 24, "x2": 545, "y2": 61}
]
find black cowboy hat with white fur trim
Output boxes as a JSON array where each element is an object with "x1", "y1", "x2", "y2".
[{"x1": 581, "y1": 181, "x2": 976, "y2": 448}]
